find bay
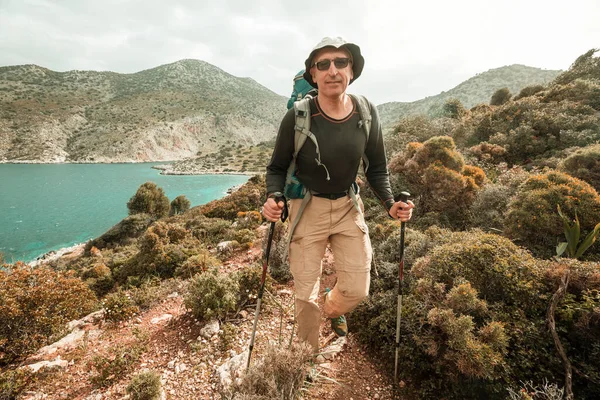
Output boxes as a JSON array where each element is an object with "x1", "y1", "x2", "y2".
[{"x1": 0, "y1": 163, "x2": 250, "y2": 263}]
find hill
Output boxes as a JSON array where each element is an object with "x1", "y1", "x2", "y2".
[
  {"x1": 0, "y1": 60, "x2": 287, "y2": 163},
  {"x1": 377, "y1": 64, "x2": 560, "y2": 132}
]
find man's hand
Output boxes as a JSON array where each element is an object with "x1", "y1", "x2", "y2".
[
  {"x1": 262, "y1": 197, "x2": 285, "y2": 222},
  {"x1": 389, "y1": 200, "x2": 415, "y2": 222}
]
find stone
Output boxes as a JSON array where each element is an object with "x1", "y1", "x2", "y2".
[
  {"x1": 35, "y1": 329, "x2": 86, "y2": 357},
  {"x1": 151, "y1": 314, "x2": 173, "y2": 325},
  {"x1": 216, "y1": 241, "x2": 236, "y2": 254},
  {"x1": 199, "y1": 320, "x2": 220, "y2": 339},
  {"x1": 216, "y1": 350, "x2": 249, "y2": 389},
  {"x1": 25, "y1": 356, "x2": 69, "y2": 373}
]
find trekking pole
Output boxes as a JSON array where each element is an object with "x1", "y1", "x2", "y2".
[
  {"x1": 394, "y1": 191, "x2": 410, "y2": 385},
  {"x1": 246, "y1": 193, "x2": 288, "y2": 371}
]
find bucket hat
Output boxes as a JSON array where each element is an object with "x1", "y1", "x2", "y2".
[{"x1": 303, "y1": 36, "x2": 364, "y2": 88}]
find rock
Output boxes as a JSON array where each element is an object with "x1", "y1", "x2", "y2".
[
  {"x1": 25, "y1": 356, "x2": 69, "y2": 373},
  {"x1": 199, "y1": 320, "x2": 220, "y2": 339},
  {"x1": 217, "y1": 241, "x2": 236, "y2": 254},
  {"x1": 278, "y1": 289, "x2": 293, "y2": 296},
  {"x1": 239, "y1": 310, "x2": 248, "y2": 319},
  {"x1": 315, "y1": 355, "x2": 326, "y2": 364},
  {"x1": 35, "y1": 329, "x2": 86, "y2": 357},
  {"x1": 320, "y1": 336, "x2": 347, "y2": 361},
  {"x1": 216, "y1": 350, "x2": 249, "y2": 389},
  {"x1": 151, "y1": 314, "x2": 173, "y2": 325},
  {"x1": 168, "y1": 360, "x2": 176, "y2": 369},
  {"x1": 167, "y1": 292, "x2": 179, "y2": 298},
  {"x1": 82, "y1": 309, "x2": 105, "y2": 324}
]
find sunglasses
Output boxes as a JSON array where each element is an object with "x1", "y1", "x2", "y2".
[{"x1": 313, "y1": 57, "x2": 351, "y2": 71}]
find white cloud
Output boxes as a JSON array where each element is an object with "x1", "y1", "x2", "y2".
[{"x1": 0, "y1": 0, "x2": 598, "y2": 104}]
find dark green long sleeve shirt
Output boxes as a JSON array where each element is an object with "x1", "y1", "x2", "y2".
[{"x1": 266, "y1": 96, "x2": 395, "y2": 211}]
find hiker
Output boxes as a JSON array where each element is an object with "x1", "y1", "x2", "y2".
[
  {"x1": 286, "y1": 69, "x2": 317, "y2": 110},
  {"x1": 263, "y1": 37, "x2": 414, "y2": 352}
]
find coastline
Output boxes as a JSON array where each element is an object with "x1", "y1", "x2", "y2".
[{"x1": 27, "y1": 243, "x2": 86, "y2": 267}]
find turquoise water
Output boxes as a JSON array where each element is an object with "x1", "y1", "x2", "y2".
[{"x1": 0, "y1": 163, "x2": 250, "y2": 263}]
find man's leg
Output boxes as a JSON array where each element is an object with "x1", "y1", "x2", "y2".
[
  {"x1": 288, "y1": 198, "x2": 330, "y2": 352},
  {"x1": 324, "y1": 197, "x2": 372, "y2": 318}
]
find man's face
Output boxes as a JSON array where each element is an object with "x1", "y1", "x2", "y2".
[{"x1": 310, "y1": 47, "x2": 353, "y2": 98}]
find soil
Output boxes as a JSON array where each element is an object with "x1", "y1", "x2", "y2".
[{"x1": 16, "y1": 232, "x2": 403, "y2": 400}]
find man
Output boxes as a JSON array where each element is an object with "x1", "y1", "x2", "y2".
[{"x1": 263, "y1": 37, "x2": 414, "y2": 352}]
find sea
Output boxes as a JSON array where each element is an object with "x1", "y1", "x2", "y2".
[{"x1": 0, "y1": 163, "x2": 250, "y2": 263}]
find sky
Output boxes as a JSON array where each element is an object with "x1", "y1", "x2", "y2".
[{"x1": 0, "y1": 0, "x2": 598, "y2": 105}]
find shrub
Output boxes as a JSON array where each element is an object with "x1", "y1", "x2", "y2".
[
  {"x1": 554, "y1": 48, "x2": 600, "y2": 85},
  {"x1": 389, "y1": 136, "x2": 486, "y2": 228},
  {"x1": 542, "y1": 79, "x2": 600, "y2": 111},
  {"x1": 175, "y1": 250, "x2": 219, "y2": 279},
  {"x1": 185, "y1": 215, "x2": 234, "y2": 246},
  {"x1": 558, "y1": 144, "x2": 600, "y2": 191},
  {"x1": 0, "y1": 369, "x2": 33, "y2": 400},
  {"x1": 81, "y1": 262, "x2": 114, "y2": 297},
  {"x1": 505, "y1": 171, "x2": 600, "y2": 257},
  {"x1": 199, "y1": 175, "x2": 265, "y2": 220},
  {"x1": 184, "y1": 269, "x2": 239, "y2": 321},
  {"x1": 102, "y1": 289, "x2": 139, "y2": 323},
  {"x1": 170, "y1": 195, "x2": 191, "y2": 216},
  {"x1": 234, "y1": 263, "x2": 274, "y2": 307},
  {"x1": 224, "y1": 342, "x2": 312, "y2": 400},
  {"x1": 126, "y1": 370, "x2": 162, "y2": 400},
  {"x1": 351, "y1": 231, "x2": 552, "y2": 399},
  {"x1": 514, "y1": 84, "x2": 546, "y2": 100},
  {"x1": 468, "y1": 183, "x2": 514, "y2": 231},
  {"x1": 90, "y1": 341, "x2": 146, "y2": 387},
  {"x1": 218, "y1": 323, "x2": 238, "y2": 352},
  {"x1": 387, "y1": 115, "x2": 454, "y2": 156},
  {"x1": 85, "y1": 214, "x2": 153, "y2": 251},
  {"x1": 263, "y1": 221, "x2": 292, "y2": 283},
  {"x1": 127, "y1": 182, "x2": 170, "y2": 219},
  {"x1": 236, "y1": 211, "x2": 262, "y2": 230},
  {"x1": 0, "y1": 263, "x2": 97, "y2": 365},
  {"x1": 443, "y1": 98, "x2": 468, "y2": 119},
  {"x1": 490, "y1": 87, "x2": 512, "y2": 105}
]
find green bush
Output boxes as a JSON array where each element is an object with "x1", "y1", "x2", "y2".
[
  {"x1": 505, "y1": 171, "x2": 600, "y2": 257},
  {"x1": 90, "y1": 341, "x2": 146, "y2": 387},
  {"x1": 263, "y1": 221, "x2": 292, "y2": 283},
  {"x1": 199, "y1": 175, "x2": 265, "y2": 220},
  {"x1": 351, "y1": 231, "x2": 553, "y2": 399},
  {"x1": 490, "y1": 87, "x2": 512, "y2": 105},
  {"x1": 113, "y1": 222, "x2": 204, "y2": 283},
  {"x1": 0, "y1": 369, "x2": 33, "y2": 400},
  {"x1": 85, "y1": 213, "x2": 153, "y2": 252},
  {"x1": 514, "y1": 84, "x2": 546, "y2": 100},
  {"x1": 175, "y1": 250, "x2": 219, "y2": 278},
  {"x1": 554, "y1": 48, "x2": 600, "y2": 85},
  {"x1": 443, "y1": 98, "x2": 468, "y2": 119},
  {"x1": 126, "y1": 370, "x2": 162, "y2": 400},
  {"x1": 185, "y1": 215, "x2": 234, "y2": 246},
  {"x1": 127, "y1": 182, "x2": 170, "y2": 219},
  {"x1": 234, "y1": 263, "x2": 274, "y2": 306},
  {"x1": 170, "y1": 195, "x2": 191, "y2": 216},
  {"x1": 0, "y1": 263, "x2": 97, "y2": 365},
  {"x1": 389, "y1": 136, "x2": 486, "y2": 228},
  {"x1": 235, "y1": 211, "x2": 263, "y2": 230},
  {"x1": 184, "y1": 269, "x2": 239, "y2": 321},
  {"x1": 102, "y1": 289, "x2": 139, "y2": 323},
  {"x1": 558, "y1": 144, "x2": 600, "y2": 191}
]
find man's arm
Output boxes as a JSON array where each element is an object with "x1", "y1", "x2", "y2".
[
  {"x1": 266, "y1": 108, "x2": 296, "y2": 195},
  {"x1": 363, "y1": 101, "x2": 395, "y2": 211}
]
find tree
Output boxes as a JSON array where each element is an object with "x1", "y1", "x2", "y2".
[
  {"x1": 170, "y1": 195, "x2": 191, "y2": 216},
  {"x1": 127, "y1": 182, "x2": 170, "y2": 219},
  {"x1": 442, "y1": 98, "x2": 467, "y2": 119},
  {"x1": 490, "y1": 87, "x2": 512, "y2": 105}
]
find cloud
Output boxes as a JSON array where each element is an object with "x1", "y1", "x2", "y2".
[{"x1": 0, "y1": 0, "x2": 598, "y2": 104}]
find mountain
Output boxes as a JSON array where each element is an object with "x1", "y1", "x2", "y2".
[
  {"x1": 377, "y1": 64, "x2": 561, "y2": 132},
  {"x1": 0, "y1": 60, "x2": 287, "y2": 163}
]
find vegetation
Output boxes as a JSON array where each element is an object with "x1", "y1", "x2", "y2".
[
  {"x1": 126, "y1": 370, "x2": 162, "y2": 400},
  {"x1": 170, "y1": 195, "x2": 191, "y2": 215},
  {"x1": 127, "y1": 182, "x2": 170, "y2": 219},
  {"x1": 0, "y1": 263, "x2": 97, "y2": 365}
]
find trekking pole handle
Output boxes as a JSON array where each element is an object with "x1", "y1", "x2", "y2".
[
  {"x1": 267, "y1": 192, "x2": 288, "y2": 223},
  {"x1": 394, "y1": 191, "x2": 410, "y2": 205}
]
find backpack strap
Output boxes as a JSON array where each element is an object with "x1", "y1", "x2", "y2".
[{"x1": 349, "y1": 94, "x2": 372, "y2": 173}]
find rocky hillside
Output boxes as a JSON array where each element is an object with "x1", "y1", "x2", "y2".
[
  {"x1": 0, "y1": 60, "x2": 287, "y2": 163},
  {"x1": 377, "y1": 64, "x2": 560, "y2": 132}
]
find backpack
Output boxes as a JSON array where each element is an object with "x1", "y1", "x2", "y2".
[
  {"x1": 286, "y1": 70, "x2": 317, "y2": 110},
  {"x1": 282, "y1": 93, "x2": 373, "y2": 258}
]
